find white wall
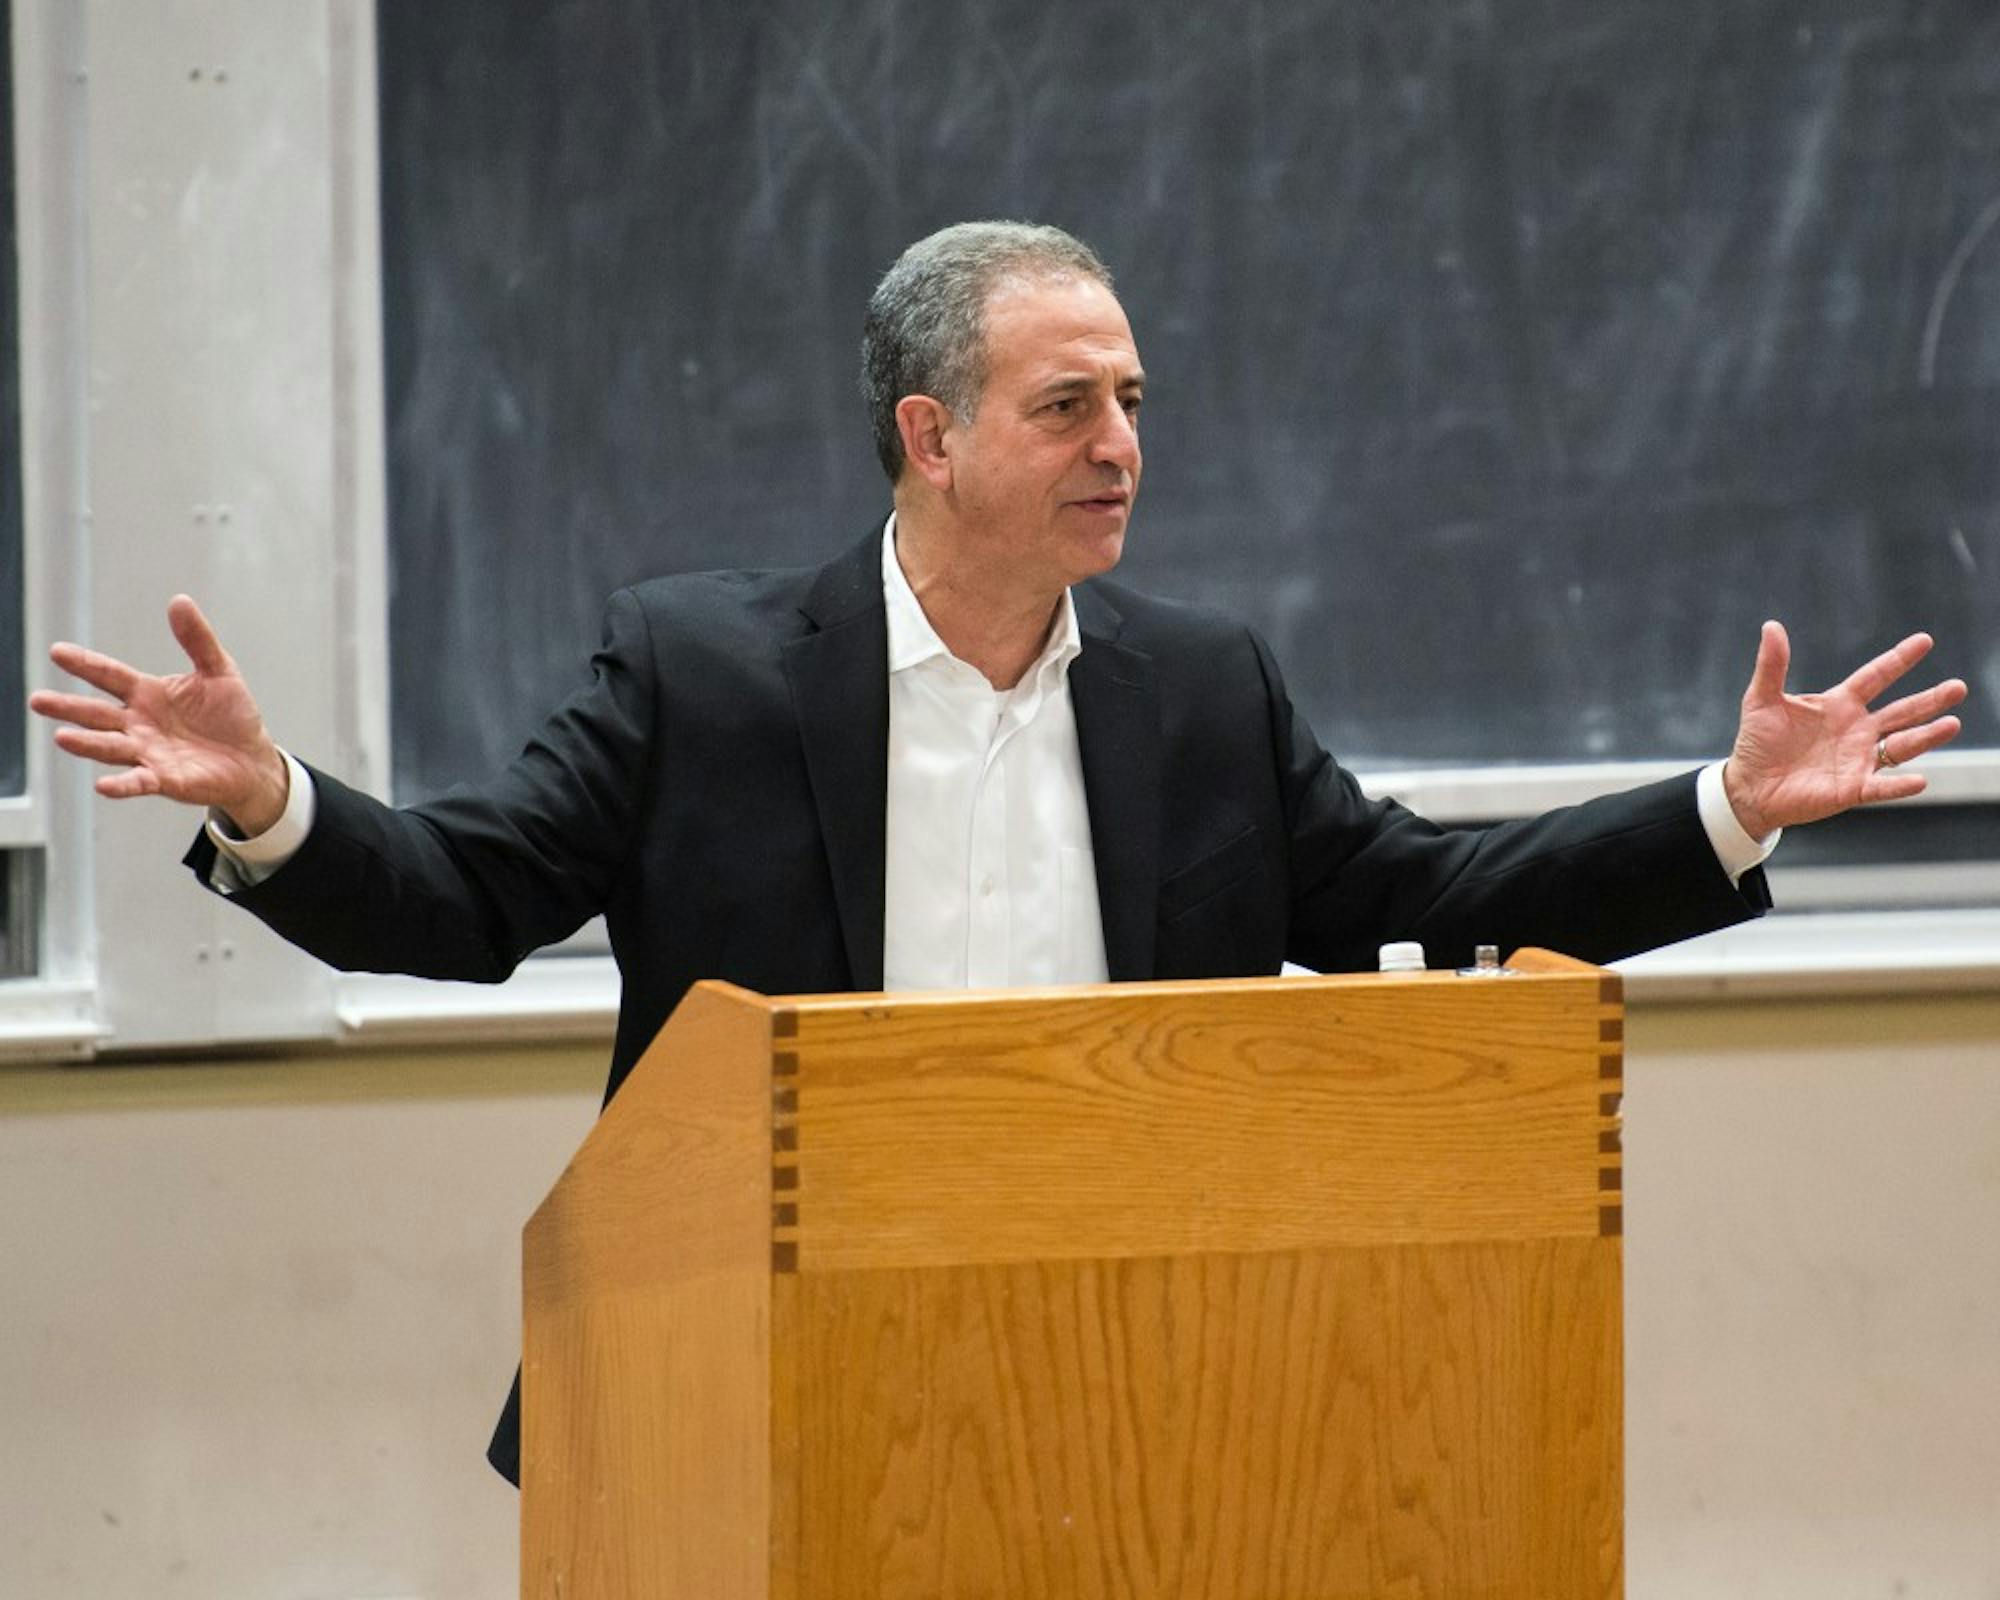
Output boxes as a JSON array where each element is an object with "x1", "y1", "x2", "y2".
[
  {"x1": 1625, "y1": 996, "x2": 2000, "y2": 1598},
  {"x1": 2, "y1": 995, "x2": 1996, "y2": 1599},
  {"x1": 0, "y1": 1042, "x2": 601, "y2": 1600}
]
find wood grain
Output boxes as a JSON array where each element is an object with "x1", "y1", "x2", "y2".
[
  {"x1": 775, "y1": 967, "x2": 1619, "y2": 1271},
  {"x1": 790, "y1": 1239, "x2": 1620, "y2": 1598},
  {"x1": 521, "y1": 981, "x2": 775, "y2": 1597}
]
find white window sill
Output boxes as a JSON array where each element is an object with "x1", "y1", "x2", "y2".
[
  {"x1": 0, "y1": 981, "x2": 104, "y2": 1062},
  {"x1": 8, "y1": 908, "x2": 1998, "y2": 1064},
  {"x1": 330, "y1": 907, "x2": 2000, "y2": 1044},
  {"x1": 1360, "y1": 747, "x2": 2000, "y2": 822},
  {"x1": 332, "y1": 957, "x2": 620, "y2": 1046},
  {"x1": 1616, "y1": 907, "x2": 2000, "y2": 999}
]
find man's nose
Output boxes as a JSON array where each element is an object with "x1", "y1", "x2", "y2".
[{"x1": 1089, "y1": 401, "x2": 1140, "y2": 473}]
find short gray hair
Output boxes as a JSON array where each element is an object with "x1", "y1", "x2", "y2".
[{"x1": 861, "y1": 221, "x2": 1114, "y2": 481}]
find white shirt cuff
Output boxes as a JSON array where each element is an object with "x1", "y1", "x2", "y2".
[
  {"x1": 205, "y1": 750, "x2": 316, "y2": 894},
  {"x1": 1697, "y1": 760, "x2": 1779, "y2": 886}
]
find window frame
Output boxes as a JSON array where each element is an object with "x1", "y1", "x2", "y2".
[{"x1": 3, "y1": 0, "x2": 81, "y2": 951}]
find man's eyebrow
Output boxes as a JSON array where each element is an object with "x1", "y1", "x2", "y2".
[{"x1": 1031, "y1": 369, "x2": 1148, "y2": 399}]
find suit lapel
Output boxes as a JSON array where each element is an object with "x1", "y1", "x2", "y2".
[
  {"x1": 783, "y1": 532, "x2": 889, "y2": 991},
  {"x1": 1070, "y1": 585, "x2": 1161, "y2": 980}
]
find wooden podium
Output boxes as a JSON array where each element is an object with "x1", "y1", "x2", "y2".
[{"x1": 520, "y1": 950, "x2": 1626, "y2": 1598}]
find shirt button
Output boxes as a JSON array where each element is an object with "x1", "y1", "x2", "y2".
[{"x1": 979, "y1": 875, "x2": 996, "y2": 897}]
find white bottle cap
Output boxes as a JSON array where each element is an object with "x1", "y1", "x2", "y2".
[{"x1": 1377, "y1": 941, "x2": 1426, "y2": 973}]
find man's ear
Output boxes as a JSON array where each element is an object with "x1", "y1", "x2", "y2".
[{"x1": 895, "y1": 395, "x2": 956, "y2": 491}]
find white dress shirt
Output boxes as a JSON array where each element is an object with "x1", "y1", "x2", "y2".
[
  {"x1": 880, "y1": 517, "x2": 1108, "y2": 990},
  {"x1": 209, "y1": 526, "x2": 1776, "y2": 956}
]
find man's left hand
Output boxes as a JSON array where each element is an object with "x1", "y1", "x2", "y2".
[{"x1": 1723, "y1": 620, "x2": 1968, "y2": 841}]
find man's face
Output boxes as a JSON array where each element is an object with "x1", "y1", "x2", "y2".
[{"x1": 943, "y1": 274, "x2": 1145, "y2": 592}]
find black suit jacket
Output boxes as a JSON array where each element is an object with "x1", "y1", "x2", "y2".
[{"x1": 189, "y1": 528, "x2": 1769, "y2": 1481}]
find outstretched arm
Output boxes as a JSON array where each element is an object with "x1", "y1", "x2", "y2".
[
  {"x1": 28, "y1": 596, "x2": 291, "y2": 835},
  {"x1": 1722, "y1": 621, "x2": 1967, "y2": 840}
]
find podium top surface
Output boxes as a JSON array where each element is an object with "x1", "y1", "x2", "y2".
[{"x1": 751, "y1": 947, "x2": 1616, "y2": 1018}]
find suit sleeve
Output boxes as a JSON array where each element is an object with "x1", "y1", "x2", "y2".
[
  {"x1": 1253, "y1": 632, "x2": 1772, "y2": 974},
  {"x1": 182, "y1": 587, "x2": 659, "y2": 982}
]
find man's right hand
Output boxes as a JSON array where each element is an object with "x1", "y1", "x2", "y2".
[{"x1": 28, "y1": 595, "x2": 291, "y2": 837}]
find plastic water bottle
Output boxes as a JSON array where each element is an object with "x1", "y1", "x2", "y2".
[{"x1": 1377, "y1": 941, "x2": 1425, "y2": 973}]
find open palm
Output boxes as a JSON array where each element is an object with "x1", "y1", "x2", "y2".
[
  {"x1": 1724, "y1": 621, "x2": 1967, "y2": 840},
  {"x1": 29, "y1": 596, "x2": 290, "y2": 831}
]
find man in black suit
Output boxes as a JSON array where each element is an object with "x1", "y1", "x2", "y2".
[{"x1": 30, "y1": 222, "x2": 1967, "y2": 1482}]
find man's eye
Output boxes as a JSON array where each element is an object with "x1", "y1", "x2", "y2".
[{"x1": 1045, "y1": 398, "x2": 1077, "y2": 414}]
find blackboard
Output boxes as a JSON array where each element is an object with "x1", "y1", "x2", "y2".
[
  {"x1": 378, "y1": 0, "x2": 2000, "y2": 806},
  {"x1": 2, "y1": 0, "x2": 25, "y2": 799}
]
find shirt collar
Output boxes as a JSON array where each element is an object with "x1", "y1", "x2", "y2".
[{"x1": 880, "y1": 514, "x2": 1082, "y2": 687}]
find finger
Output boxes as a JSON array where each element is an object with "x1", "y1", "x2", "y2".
[
  {"x1": 1879, "y1": 715, "x2": 1963, "y2": 769},
  {"x1": 27, "y1": 689, "x2": 129, "y2": 732},
  {"x1": 1840, "y1": 631, "x2": 1934, "y2": 705},
  {"x1": 52, "y1": 726, "x2": 141, "y2": 767},
  {"x1": 167, "y1": 594, "x2": 236, "y2": 678},
  {"x1": 94, "y1": 768, "x2": 164, "y2": 801},
  {"x1": 47, "y1": 639, "x2": 142, "y2": 700},
  {"x1": 1873, "y1": 678, "x2": 1969, "y2": 731},
  {"x1": 1744, "y1": 619, "x2": 1790, "y2": 706},
  {"x1": 1862, "y1": 770, "x2": 1929, "y2": 806}
]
